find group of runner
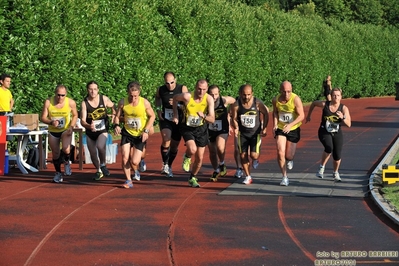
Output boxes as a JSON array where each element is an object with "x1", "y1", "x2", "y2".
[{"x1": 33, "y1": 72, "x2": 352, "y2": 188}]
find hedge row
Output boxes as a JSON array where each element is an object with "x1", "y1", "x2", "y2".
[{"x1": 0, "y1": 0, "x2": 398, "y2": 115}]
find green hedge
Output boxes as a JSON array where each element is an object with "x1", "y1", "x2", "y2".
[{"x1": 0, "y1": 0, "x2": 398, "y2": 115}]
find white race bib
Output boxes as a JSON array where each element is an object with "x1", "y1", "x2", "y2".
[
  {"x1": 52, "y1": 117, "x2": 66, "y2": 128},
  {"x1": 326, "y1": 120, "x2": 340, "y2": 133},
  {"x1": 240, "y1": 114, "x2": 256, "y2": 128},
  {"x1": 126, "y1": 118, "x2": 141, "y2": 130},
  {"x1": 186, "y1": 115, "x2": 202, "y2": 127},
  {"x1": 93, "y1": 119, "x2": 106, "y2": 131},
  {"x1": 164, "y1": 108, "x2": 174, "y2": 121},
  {"x1": 208, "y1": 120, "x2": 222, "y2": 131},
  {"x1": 279, "y1": 112, "x2": 293, "y2": 124}
]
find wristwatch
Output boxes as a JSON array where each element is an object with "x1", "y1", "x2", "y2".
[{"x1": 143, "y1": 128, "x2": 149, "y2": 134}]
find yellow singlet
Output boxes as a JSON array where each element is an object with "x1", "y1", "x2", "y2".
[
  {"x1": 276, "y1": 92, "x2": 301, "y2": 131},
  {"x1": 48, "y1": 97, "x2": 71, "y2": 133},
  {"x1": 123, "y1": 97, "x2": 148, "y2": 137},
  {"x1": 0, "y1": 87, "x2": 12, "y2": 112},
  {"x1": 185, "y1": 92, "x2": 208, "y2": 127}
]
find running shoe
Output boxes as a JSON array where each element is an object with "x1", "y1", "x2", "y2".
[
  {"x1": 242, "y1": 176, "x2": 252, "y2": 185},
  {"x1": 210, "y1": 171, "x2": 219, "y2": 182},
  {"x1": 161, "y1": 164, "x2": 170, "y2": 175},
  {"x1": 280, "y1": 177, "x2": 289, "y2": 186},
  {"x1": 94, "y1": 171, "x2": 103, "y2": 181},
  {"x1": 333, "y1": 172, "x2": 341, "y2": 182},
  {"x1": 219, "y1": 164, "x2": 227, "y2": 177},
  {"x1": 316, "y1": 166, "x2": 325, "y2": 178},
  {"x1": 53, "y1": 172, "x2": 63, "y2": 183},
  {"x1": 139, "y1": 160, "x2": 147, "y2": 172},
  {"x1": 64, "y1": 161, "x2": 72, "y2": 176},
  {"x1": 234, "y1": 168, "x2": 243, "y2": 179},
  {"x1": 100, "y1": 165, "x2": 110, "y2": 176},
  {"x1": 287, "y1": 160, "x2": 294, "y2": 170},
  {"x1": 166, "y1": 168, "x2": 173, "y2": 178},
  {"x1": 188, "y1": 177, "x2": 200, "y2": 188},
  {"x1": 123, "y1": 180, "x2": 133, "y2": 189},
  {"x1": 182, "y1": 154, "x2": 191, "y2": 172},
  {"x1": 252, "y1": 159, "x2": 259, "y2": 169},
  {"x1": 133, "y1": 170, "x2": 141, "y2": 181}
]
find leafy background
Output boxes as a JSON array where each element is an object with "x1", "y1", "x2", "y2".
[{"x1": 0, "y1": 0, "x2": 398, "y2": 115}]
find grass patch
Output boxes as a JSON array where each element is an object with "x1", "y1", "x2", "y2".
[{"x1": 379, "y1": 152, "x2": 399, "y2": 213}]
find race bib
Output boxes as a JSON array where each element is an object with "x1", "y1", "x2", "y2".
[
  {"x1": 208, "y1": 120, "x2": 222, "y2": 131},
  {"x1": 186, "y1": 115, "x2": 202, "y2": 127},
  {"x1": 279, "y1": 112, "x2": 293, "y2": 124},
  {"x1": 93, "y1": 119, "x2": 106, "y2": 131},
  {"x1": 52, "y1": 117, "x2": 66, "y2": 128},
  {"x1": 164, "y1": 108, "x2": 174, "y2": 121},
  {"x1": 326, "y1": 120, "x2": 340, "y2": 133},
  {"x1": 240, "y1": 114, "x2": 256, "y2": 128},
  {"x1": 126, "y1": 118, "x2": 141, "y2": 130}
]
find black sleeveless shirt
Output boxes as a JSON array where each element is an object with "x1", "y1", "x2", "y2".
[
  {"x1": 158, "y1": 84, "x2": 184, "y2": 122},
  {"x1": 84, "y1": 94, "x2": 109, "y2": 135},
  {"x1": 237, "y1": 97, "x2": 261, "y2": 135}
]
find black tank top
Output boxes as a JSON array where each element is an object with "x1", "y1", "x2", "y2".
[
  {"x1": 209, "y1": 96, "x2": 229, "y2": 132},
  {"x1": 158, "y1": 84, "x2": 184, "y2": 121},
  {"x1": 320, "y1": 101, "x2": 344, "y2": 133},
  {"x1": 237, "y1": 97, "x2": 261, "y2": 135},
  {"x1": 84, "y1": 95, "x2": 109, "y2": 134}
]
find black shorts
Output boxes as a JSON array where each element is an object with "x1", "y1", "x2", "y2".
[
  {"x1": 238, "y1": 133, "x2": 261, "y2": 154},
  {"x1": 86, "y1": 131, "x2": 107, "y2": 141},
  {"x1": 274, "y1": 127, "x2": 301, "y2": 143},
  {"x1": 49, "y1": 131, "x2": 65, "y2": 138},
  {"x1": 120, "y1": 129, "x2": 146, "y2": 151},
  {"x1": 180, "y1": 124, "x2": 209, "y2": 147},
  {"x1": 159, "y1": 119, "x2": 182, "y2": 141},
  {"x1": 208, "y1": 129, "x2": 229, "y2": 143}
]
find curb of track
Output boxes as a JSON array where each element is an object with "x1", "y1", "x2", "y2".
[{"x1": 369, "y1": 136, "x2": 399, "y2": 226}]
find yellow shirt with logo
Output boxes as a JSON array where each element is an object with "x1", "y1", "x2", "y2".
[
  {"x1": 123, "y1": 97, "x2": 148, "y2": 137},
  {"x1": 276, "y1": 92, "x2": 301, "y2": 130},
  {"x1": 185, "y1": 92, "x2": 208, "y2": 127},
  {"x1": 48, "y1": 97, "x2": 71, "y2": 133},
  {"x1": 0, "y1": 87, "x2": 13, "y2": 112}
]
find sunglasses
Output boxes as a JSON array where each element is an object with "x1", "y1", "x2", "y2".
[
  {"x1": 57, "y1": 94, "x2": 66, "y2": 97},
  {"x1": 165, "y1": 81, "x2": 175, "y2": 85}
]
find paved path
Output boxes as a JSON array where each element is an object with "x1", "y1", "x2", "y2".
[{"x1": 0, "y1": 97, "x2": 398, "y2": 266}]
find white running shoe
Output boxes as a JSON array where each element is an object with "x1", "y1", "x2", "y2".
[
  {"x1": 133, "y1": 170, "x2": 141, "y2": 181},
  {"x1": 287, "y1": 160, "x2": 294, "y2": 170},
  {"x1": 53, "y1": 172, "x2": 63, "y2": 183},
  {"x1": 235, "y1": 168, "x2": 243, "y2": 179},
  {"x1": 161, "y1": 164, "x2": 170, "y2": 175},
  {"x1": 242, "y1": 176, "x2": 252, "y2": 185},
  {"x1": 316, "y1": 166, "x2": 325, "y2": 178},
  {"x1": 280, "y1": 177, "x2": 289, "y2": 186},
  {"x1": 64, "y1": 161, "x2": 72, "y2": 176},
  {"x1": 252, "y1": 160, "x2": 259, "y2": 169},
  {"x1": 333, "y1": 172, "x2": 341, "y2": 182},
  {"x1": 139, "y1": 160, "x2": 147, "y2": 172},
  {"x1": 166, "y1": 168, "x2": 173, "y2": 178}
]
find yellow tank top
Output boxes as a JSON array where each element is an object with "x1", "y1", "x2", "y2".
[
  {"x1": 48, "y1": 97, "x2": 71, "y2": 132},
  {"x1": 123, "y1": 97, "x2": 148, "y2": 137},
  {"x1": 185, "y1": 92, "x2": 208, "y2": 127},
  {"x1": 276, "y1": 92, "x2": 301, "y2": 130},
  {"x1": 0, "y1": 88, "x2": 12, "y2": 112}
]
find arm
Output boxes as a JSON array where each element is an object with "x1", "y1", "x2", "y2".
[
  {"x1": 40, "y1": 98, "x2": 52, "y2": 125},
  {"x1": 172, "y1": 92, "x2": 190, "y2": 124},
  {"x1": 257, "y1": 100, "x2": 269, "y2": 137},
  {"x1": 230, "y1": 102, "x2": 239, "y2": 137},
  {"x1": 341, "y1": 105, "x2": 351, "y2": 128},
  {"x1": 154, "y1": 87, "x2": 163, "y2": 121},
  {"x1": 103, "y1": 95, "x2": 116, "y2": 124},
  {"x1": 79, "y1": 101, "x2": 92, "y2": 131},
  {"x1": 113, "y1": 99, "x2": 124, "y2": 135},
  {"x1": 272, "y1": 97, "x2": 279, "y2": 131},
  {"x1": 10, "y1": 97, "x2": 14, "y2": 111},
  {"x1": 142, "y1": 98, "x2": 156, "y2": 141},
  {"x1": 306, "y1": 100, "x2": 325, "y2": 123},
  {"x1": 201, "y1": 94, "x2": 215, "y2": 123},
  {"x1": 69, "y1": 99, "x2": 78, "y2": 128}
]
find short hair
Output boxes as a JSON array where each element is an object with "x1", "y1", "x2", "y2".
[
  {"x1": 196, "y1": 79, "x2": 208, "y2": 87},
  {"x1": 0, "y1": 73, "x2": 11, "y2": 81},
  {"x1": 331, "y1": 87, "x2": 342, "y2": 94},
  {"x1": 208, "y1": 84, "x2": 219, "y2": 94},
  {"x1": 55, "y1": 84, "x2": 67, "y2": 92},
  {"x1": 164, "y1": 72, "x2": 176, "y2": 79},
  {"x1": 86, "y1": 80, "x2": 99, "y2": 89},
  {"x1": 127, "y1": 81, "x2": 141, "y2": 91},
  {"x1": 239, "y1": 84, "x2": 252, "y2": 94}
]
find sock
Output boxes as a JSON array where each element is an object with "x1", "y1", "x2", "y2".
[
  {"x1": 53, "y1": 157, "x2": 61, "y2": 173},
  {"x1": 160, "y1": 145, "x2": 170, "y2": 165},
  {"x1": 63, "y1": 153, "x2": 70, "y2": 164},
  {"x1": 168, "y1": 150, "x2": 178, "y2": 166}
]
